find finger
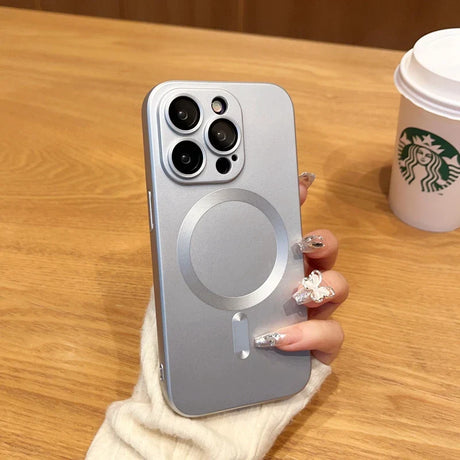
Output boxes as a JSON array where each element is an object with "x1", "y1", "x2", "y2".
[
  {"x1": 293, "y1": 270, "x2": 349, "y2": 310},
  {"x1": 299, "y1": 229, "x2": 338, "y2": 271},
  {"x1": 277, "y1": 319, "x2": 344, "y2": 364},
  {"x1": 298, "y1": 172, "x2": 315, "y2": 206},
  {"x1": 308, "y1": 301, "x2": 342, "y2": 321},
  {"x1": 299, "y1": 183, "x2": 307, "y2": 205}
]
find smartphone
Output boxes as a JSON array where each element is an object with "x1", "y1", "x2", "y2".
[{"x1": 142, "y1": 81, "x2": 310, "y2": 416}]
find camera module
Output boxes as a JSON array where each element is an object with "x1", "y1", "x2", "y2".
[
  {"x1": 208, "y1": 119, "x2": 238, "y2": 152},
  {"x1": 169, "y1": 96, "x2": 200, "y2": 130},
  {"x1": 171, "y1": 141, "x2": 204, "y2": 175}
]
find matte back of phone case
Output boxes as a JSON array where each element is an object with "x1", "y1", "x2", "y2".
[{"x1": 143, "y1": 81, "x2": 310, "y2": 416}]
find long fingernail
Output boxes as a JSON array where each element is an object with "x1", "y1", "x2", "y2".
[
  {"x1": 254, "y1": 331, "x2": 287, "y2": 348},
  {"x1": 299, "y1": 172, "x2": 316, "y2": 190},
  {"x1": 297, "y1": 235, "x2": 324, "y2": 254},
  {"x1": 292, "y1": 270, "x2": 335, "y2": 305}
]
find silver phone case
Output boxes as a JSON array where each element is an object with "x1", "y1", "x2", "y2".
[{"x1": 143, "y1": 81, "x2": 310, "y2": 416}]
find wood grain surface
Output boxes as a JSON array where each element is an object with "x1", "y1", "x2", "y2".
[
  {"x1": 4, "y1": 0, "x2": 460, "y2": 50},
  {"x1": 0, "y1": 7, "x2": 459, "y2": 459}
]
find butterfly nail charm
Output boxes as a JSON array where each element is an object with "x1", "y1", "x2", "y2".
[{"x1": 292, "y1": 270, "x2": 335, "y2": 304}]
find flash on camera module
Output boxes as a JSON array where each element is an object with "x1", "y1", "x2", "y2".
[{"x1": 211, "y1": 97, "x2": 227, "y2": 115}]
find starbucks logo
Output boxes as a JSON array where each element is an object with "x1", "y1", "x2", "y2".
[{"x1": 398, "y1": 127, "x2": 460, "y2": 192}]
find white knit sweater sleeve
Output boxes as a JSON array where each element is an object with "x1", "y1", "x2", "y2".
[{"x1": 86, "y1": 290, "x2": 331, "y2": 460}]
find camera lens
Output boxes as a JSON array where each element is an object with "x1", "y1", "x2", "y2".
[
  {"x1": 169, "y1": 96, "x2": 200, "y2": 130},
  {"x1": 208, "y1": 119, "x2": 238, "y2": 152},
  {"x1": 171, "y1": 141, "x2": 203, "y2": 175},
  {"x1": 216, "y1": 157, "x2": 231, "y2": 174}
]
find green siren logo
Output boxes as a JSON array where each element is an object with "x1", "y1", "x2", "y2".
[{"x1": 398, "y1": 127, "x2": 460, "y2": 192}]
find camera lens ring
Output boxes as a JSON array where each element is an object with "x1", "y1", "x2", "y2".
[
  {"x1": 207, "y1": 118, "x2": 240, "y2": 154},
  {"x1": 170, "y1": 140, "x2": 205, "y2": 178},
  {"x1": 167, "y1": 95, "x2": 202, "y2": 132}
]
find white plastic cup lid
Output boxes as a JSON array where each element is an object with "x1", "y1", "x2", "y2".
[{"x1": 394, "y1": 29, "x2": 460, "y2": 120}]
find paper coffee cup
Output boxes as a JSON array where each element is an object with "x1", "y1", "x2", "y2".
[{"x1": 389, "y1": 29, "x2": 460, "y2": 232}]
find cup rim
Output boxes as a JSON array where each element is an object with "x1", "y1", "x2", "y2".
[{"x1": 394, "y1": 29, "x2": 460, "y2": 121}]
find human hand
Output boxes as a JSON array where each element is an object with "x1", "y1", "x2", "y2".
[
  {"x1": 88, "y1": 287, "x2": 332, "y2": 460},
  {"x1": 255, "y1": 174, "x2": 348, "y2": 364},
  {"x1": 87, "y1": 173, "x2": 338, "y2": 460}
]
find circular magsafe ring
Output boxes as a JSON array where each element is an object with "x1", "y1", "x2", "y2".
[{"x1": 177, "y1": 188, "x2": 289, "y2": 311}]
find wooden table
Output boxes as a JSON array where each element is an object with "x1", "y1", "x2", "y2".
[{"x1": 1, "y1": 7, "x2": 458, "y2": 459}]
